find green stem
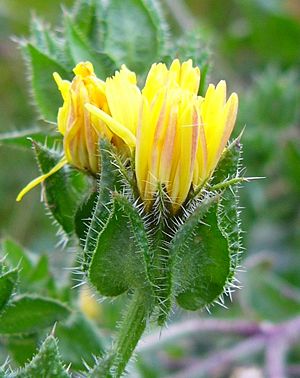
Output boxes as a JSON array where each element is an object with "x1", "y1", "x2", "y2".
[
  {"x1": 208, "y1": 177, "x2": 245, "y2": 191},
  {"x1": 90, "y1": 289, "x2": 153, "y2": 378},
  {"x1": 151, "y1": 233, "x2": 171, "y2": 326},
  {"x1": 149, "y1": 185, "x2": 173, "y2": 326}
]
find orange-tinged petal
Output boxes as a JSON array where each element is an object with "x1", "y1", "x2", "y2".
[
  {"x1": 174, "y1": 96, "x2": 199, "y2": 205},
  {"x1": 85, "y1": 104, "x2": 136, "y2": 148},
  {"x1": 135, "y1": 97, "x2": 152, "y2": 198}
]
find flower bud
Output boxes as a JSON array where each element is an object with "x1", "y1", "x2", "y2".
[{"x1": 54, "y1": 61, "x2": 112, "y2": 175}]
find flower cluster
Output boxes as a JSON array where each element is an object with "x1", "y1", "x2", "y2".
[{"x1": 17, "y1": 59, "x2": 238, "y2": 212}]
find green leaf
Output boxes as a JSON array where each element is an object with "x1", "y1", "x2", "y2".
[
  {"x1": 24, "y1": 43, "x2": 71, "y2": 122},
  {"x1": 72, "y1": 0, "x2": 98, "y2": 41},
  {"x1": 33, "y1": 142, "x2": 83, "y2": 235},
  {"x1": 65, "y1": 17, "x2": 117, "y2": 78},
  {"x1": 89, "y1": 194, "x2": 151, "y2": 297},
  {"x1": 27, "y1": 255, "x2": 56, "y2": 296},
  {"x1": 214, "y1": 139, "x2": 243, "y2": 280},
  {"x1": 171, "y1": 197, "x2": 230, "y2": 311},
  {"x1": 0, "y1": 269, "x2": 18, "y2": 312},
  {"x1": 29, "y1": 255, "x2": 49, "y2": 283},
  {"x1": 0, "y1": 295, "x2": 70, "y2": 335},
  {"x1": 14, "y1": 335, "x2": 70, "y2": 378},
  {"x1": 30, "y1": 17, "x2": 62, "y2": 60},
  {"x1": 93, "y1": 0, "x2": 108, "y2": 48},
  {"x1": 30, "y1": 16, "x2": 75, "y2": 70},
  {"x1": 104, "y1": 0, "x2": 167, "y2": 74},
  {"x1": 0, "y1": 128, "x2": 59, "y2": 149},
  {"x1": 83, "y1": 140, "x2": 121, "y2": 269},
  {"x1": 7, "y1": 335, "x2": 38, "y2": 366},
  {"x1": 2, "y1": 239, "x2": 33, "y2": 283},
  {"x1": 212, "y1": 137, "x2": 242, "y2": 184},
  {"x1": 2, "y1": 240, "x2": 56, "y2": 296},
  {"x1": 56, "y1": 312, "x2": 104, "y2": 370},
  {"x1": 75, "y1": 190, "x2": 97, "y2": 249}
]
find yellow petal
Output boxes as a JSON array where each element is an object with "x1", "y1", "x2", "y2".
[
  {"x1": 142, "y1": 63, "x2": 169, "y2": 104},
  {"x1": 175, "y1": 96, "x2": 198, "y2": 205},
  {"x1": 180, "y1": 59, "x2": 200, "y2": 94},
  {"x1": 169, "y1": 59, "x2": 181, "y2": 84},
  {"x1": 158, "y1": 104, "x2": 178, "y2": 187},
  {"x1": 53, "y1": 72, "x2": 71, "y2": 102},
  {"x1": 215, "y1": 92, "x2": 238, "y2": 164},
  {"x1": 73, "y1": 61, "x2": 95, "y2": 77},
  {"x1": 105, "y1": 66, "x2": 141, "y2": 134},
  {"x1": 201, "y1": 83, "x2": 224, "y2": 171},
  {"x1": 16, "y1": 157, "x2": 68, "y2": 202},
  {"x1": 85, "y1": 104, "x2": 136, "y2": 148},
  {"x1": 135, "y1": 97, "x2": 151, "y2": 198},
  {"x1": 201, "y1": 81, "x2": 238, "y2": 177}
]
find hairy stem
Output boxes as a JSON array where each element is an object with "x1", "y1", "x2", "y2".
[{"x1": 90, "y1": 289, "x2": 153, "y2": 377}]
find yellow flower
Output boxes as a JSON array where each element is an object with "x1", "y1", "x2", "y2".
[
  {"x1": 18, "y1": 59, "x2": 238, "y2": 211},
  {"x1": 87, "y1": 59, "x2": 238, "y2": 212},
  {"x1": 54, "y1": 61, "x2": 111, "y2": 174},
  {"x1": 16, "y1": 62, "x2": 135, "y2": 201}
]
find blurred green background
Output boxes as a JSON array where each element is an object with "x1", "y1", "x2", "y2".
[{"x1": 1, "y1": 0, "x2": 300, "y2": 376}]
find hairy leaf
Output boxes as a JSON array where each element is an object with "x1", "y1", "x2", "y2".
[
  {"x1": 14, "y1": 335, "x2": 70, "y2": 378},
  {"x1": 23, "y1": 43, "x2": 71, "y2": 122},
  {"x1": 72, "y1": 0, "x2": 102, "y2": 45},
  {"x1": 0, "y1": 128, "x2": 59, "y2": 149},
  {"x1": 0, "y1": 295, "x2": 70, "y2": 335},
  {"x1": 65, "y1": 17, "x2": 116, "y2": 78},
  {"x1": 33, "y1": 142, "x2": 84, "y2": 235},
  {"x1": 89, "y1": 194, "x2": 151, "y2": 296},
  {"x1": 2, "y1": 239, "x2": 32, "y2": 283},
  {"x1": 83, "y1": 140, "x2": 121, "y2": 269},
  {"x1": 56, "y1": 312, "x2": 104, "y2": 370},
  {"x1": 75, "y1": 190, "x2": 97, "y2": 249},
  {"x1": 214, "y1": 139, "x2": 243, "y2": 284},
  {"x1": 0, "y1": 269, "x2": 18, "y2": 312},
  {"x1": 171, "y1": 197, "x2": 230, "y2": 311},
  {"x1": 104, "y1": 0, "x2": 167, "y2": 74}
]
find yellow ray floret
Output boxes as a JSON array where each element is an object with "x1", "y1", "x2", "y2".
[
  {"x1": 16, "y1": 157, "x2": 68, "y2": 202},
  {"x1": 85, "y1": 104, "x2": 136, "y2": 148},
  {"x1": 133, "y1": 60, "x2": 238, "y2": 212}
]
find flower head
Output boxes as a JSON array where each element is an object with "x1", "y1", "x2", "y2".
[
  {"x1": 16, "y1": 62, "x2": 136, "y2": 201},
  {"x1": 88, "y1": 59, "x2": 238, "y2": 212},
  {"x1": 18, "y1": 59, "x2": 238, "y2": 210}
]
